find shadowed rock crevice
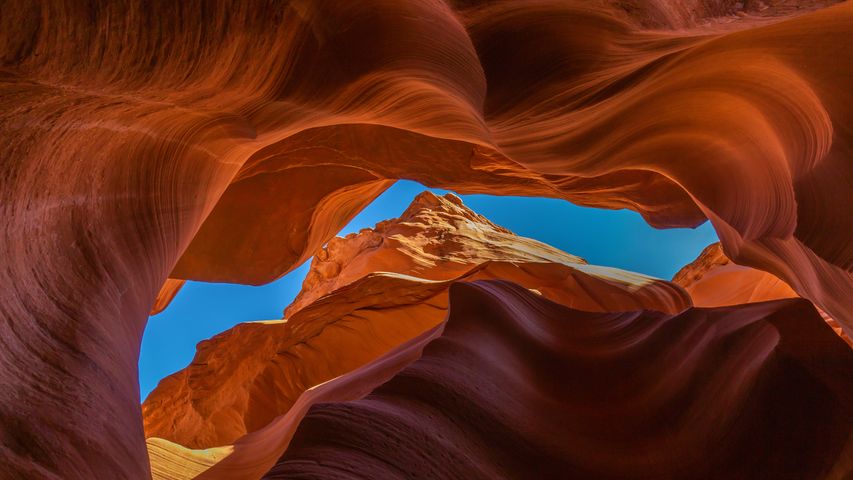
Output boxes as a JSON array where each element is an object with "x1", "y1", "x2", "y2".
[
  {"x1": 268, "y1": 281, "x2": 853, "y2": 479},
  {"x1": 143, "y1": 192, "x2": 690, "y2": 452}
]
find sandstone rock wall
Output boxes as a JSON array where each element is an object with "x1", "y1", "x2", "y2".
[{"x1": 1, "y1": 1, "x2": 851, "y2": 477}]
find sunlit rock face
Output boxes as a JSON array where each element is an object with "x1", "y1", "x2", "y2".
[
  {"x1": 269, "y1": 281, "x2": 853, "y2": 479},
  {"x1": 288, "y1": 190, "x2": 624, "y2": 317},
  {"x1": 148, "y1": 324, "x2": 446, "y2": 480},
  {"x1": 150, "y1": 279, "x2": 187, "y2": 316},
  {"x1": 674, "y1": 242, "x2": 799, "y2": 305},
  {"x1": 1, "y1": 0, "x2": 851, "y2": 478},
  {"x1": 143, "y1": 192, "x2": 689, "y2": 452},
  {"x1": 674, "y1": 242, "x2": 851, "y2": 344}
]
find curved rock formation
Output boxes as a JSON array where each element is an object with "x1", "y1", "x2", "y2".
[
  {"x1": 149, "y1": 323, "x2": 445, "y2": 480},
  {"x1": 287, "y1": 191, "x2": 586, "y2": 317},
  {"x1": 146, "y1": 437, "x2": 231, "y2": 480},
  {"x1": 150, "y1": 279, "x2": 187, "y2": 316},
  {"x1": 674, "y1": 242, "x2": 851, "y2": 344},
  {"x1": 269, "y1": 280, "x2": 853, "y2": 479},
  {"x1": 1, "y1": 1, "x2": 850, "y2": 477},
  {"x1": 674, "y1": 242, "x2": 799, "y2": 306},
  {"x1": 143, "y1": 192, "x2": 690, "y2": 450}
]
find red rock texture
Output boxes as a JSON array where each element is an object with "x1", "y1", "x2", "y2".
[
  {"x1": 1, "y1": 1, "x2": 850, "y2": 478},
  {"x1": 288, "y1": 190, "x2": 613, "y2": 317},
  {"x1": 143, "y1": 192, "x2": 690, "y2": 451},
  {"x1": 148, "y1": 322, "x2": 445, "y2": 480},
  {"x1": 674, "y1": 242, "x2": 851, "y2": 344},
  {"x1": 268, "y1": 280, "x2": 853, "y2": 479},
  {"x1": 150, "y1": 279, "x2": 187, "y2": 316},
  {"x1": 673, "y1": 243, "x2": 799, "y2": 305}
]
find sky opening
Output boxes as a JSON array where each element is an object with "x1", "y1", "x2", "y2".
[{"x1": 139, "y1": 180, "x2": 717, "y2": 399}]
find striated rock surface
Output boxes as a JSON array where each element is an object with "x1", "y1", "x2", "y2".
[
  {"x1": 150, "y1": 279, "x2": 187, "y2": 316},
  {"x1": 286, "y1": 191, "x2": 587, "y2": 317},
  {"x1": 146, "y1": 437, "x2": 231, "y2": 480},
  {"x1": 148, "y1": 323, "x2": 445, "y2": 480},
  {"x1": 673, "y1": 242, "x2": 799, "y2": 306},
  {"x1": 269, "y1": 280, "x2": 853, "y2": 479},
  {"x1": 1, "y1": 1, "x2": 851, "y2": 477},
  {"x1": 143, "y1": 192, "x2": 690, "y2": 450},
  {"x1": 674, "y1": 242, "x2": 851, "y2": 344}
]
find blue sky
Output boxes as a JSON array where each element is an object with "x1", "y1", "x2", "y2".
[{"x1": 139, "y1": 180, "x2": 717, "y2": 399}]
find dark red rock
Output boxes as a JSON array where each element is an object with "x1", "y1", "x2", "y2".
[{"x1": 268, "y1": 281, "x2": 853, "y2": 479}]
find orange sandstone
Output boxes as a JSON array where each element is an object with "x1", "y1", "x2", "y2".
[
  {"x1": 143, "y1": 192, "x2": 690, "y2": 450},
  {"x1": 0, "y1": 1, "x2": 851, "y2": 477},
  {"x1": 270, "y1": 281, "x2": 853, "y2": 479},
  {"x1": 674, "y1": 242, "x2": 851, "y2": 344}
]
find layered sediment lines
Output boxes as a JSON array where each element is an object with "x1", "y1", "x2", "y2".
[
  {"x1": 146, "y1": 437, "x2": 231, "y2": 480},
  {"x1": 674, "y1": 242, "x2": 851, "y2": 344},
  {"x1": 143, "y1": 192, "x2": 690, "y2": 450},
  {"x1": 673, "y1": 242, "x2": 798, "y2": 306},
  {"x1": 1, "y1": 1, "x2": 851, "y2": 477},
  {"x1": 269, "y1": 280, "x2": 853, "y2": 479},
  {"x1": 150, "y1": 279, "x2": 187, "y2": 316},
  {"x1": 148, "y1": 323, "x2": 445, "y2": 480}
]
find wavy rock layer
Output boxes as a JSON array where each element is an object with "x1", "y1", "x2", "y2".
[
  {"x1": 150, "y1": 279, "x2": 187, "y2": 316},
  {"x1": 674, "y1": 242, "x2": 799, "y2": 305},
  {"x1": 1, "y1": 1, "x2": 850, "y2": 478},
  {"x1": 148, "y1": 324, "x2": 444, "y2": 480},
  {"x1": 269, "y1": 281, "x2": 853, "y2": 479},
  {"x1": 143, "y1": 192, "x2": 689, "y2": 450},
  {"x1": 146, "y1": 437, "x2": 231, "y2": 480},
  {"x1": 674, "y1": 242, "x2": 851, "y2": 344}
]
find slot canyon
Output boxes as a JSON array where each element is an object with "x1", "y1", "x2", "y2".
[{"x1": 1, "y1": 1, "x2": 851, "y2": 479}]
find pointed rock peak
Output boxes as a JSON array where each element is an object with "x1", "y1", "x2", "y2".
[
  {"x1": 443, "y1": 192, "x2": 464, "y2": 206},
  {"x1": 285, "y1": 190, "x2": 587, "y2": 318},
  {"x1": 412, "y1": 189, "x2": 441, "y2": 204},
  {"x1": 399, "y1": 190, "x2": 445, "y2": 218},
  {"x1": 671, "y1": 242, "x2": 728, "y2": 285},
  {"x1": 404, "y1": 190, "x2": 461, "y2": 215},
  {"x1": 399, "y1": 190, "x2": 511, "y2": 234}
]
